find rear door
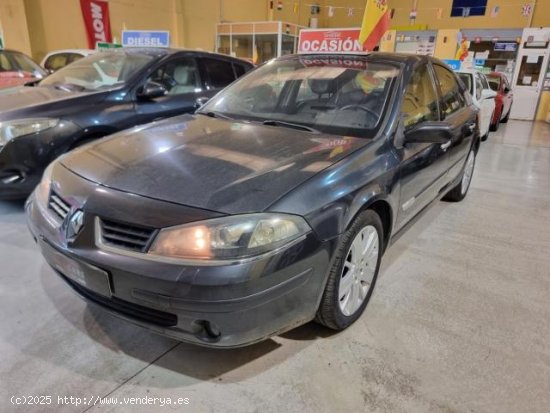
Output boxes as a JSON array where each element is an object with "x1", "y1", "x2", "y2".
[
  {"x1": 501, "y1": 75, "x2": 513, "y2": 117},
  {"x1": 134, "y1": 56, "x2": 202, "y2": 123},
  {"x1": 396, "y1": 63, "x2": 451, "y2": 229},
  {"x1": 432, "y1": 63, "x2": 476, "y2": 182}
]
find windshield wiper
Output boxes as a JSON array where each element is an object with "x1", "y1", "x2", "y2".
[
  {"x1": 52, "y1": 83, "x2": 86, "y2": 92},
  {"x1": 197, "y1": 111, "x2": 233, "y2": 121},
  {"x1": 262, "y1": 120, "x2": 319, "y2": 133}
]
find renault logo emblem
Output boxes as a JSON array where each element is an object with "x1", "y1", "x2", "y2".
[{"x1": 65, "y1": 210, "x2": 85, "y2": 240}]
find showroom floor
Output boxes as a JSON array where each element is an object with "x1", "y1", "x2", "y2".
[{"x1": 1, "y1": 120, "x2": 550, "y2": 413}]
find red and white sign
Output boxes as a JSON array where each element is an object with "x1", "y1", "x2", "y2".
[
  {"x1": 80, "y1": 0, "x2": 112, "y2": 49},
  {"x1": 298, "y1": 28, "x2": 364, "y2": 54}
]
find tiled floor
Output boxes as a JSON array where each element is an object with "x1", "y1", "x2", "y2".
[{"x1": 1, "y1": 120, "x2": 550, "y2": 413}]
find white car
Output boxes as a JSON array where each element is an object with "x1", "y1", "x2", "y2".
[
  {"x1": 41, "y1": 49, "x2": 95, "y2": 73},
  {"x1": 456, "y1": 69, "x2": 497, "y2": 141}
]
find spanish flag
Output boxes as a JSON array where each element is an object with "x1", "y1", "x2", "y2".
[{"x1": 359, "y1": 0, "x2": 390, "y2": 51}]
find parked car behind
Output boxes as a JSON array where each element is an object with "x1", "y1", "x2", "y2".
[
  {"x1": 41, "y1": 49, "x2": 95, "y2": 73},
  {"x1": 0, "y1": 49, "x2": 46, "y2": 90},
  {"x1": 457, "y1": 69, "x2": 496, "y2": 140},
  {"x1": 0, "y1": 48, "x2": 253, "y2": 199},
  {"x1": 486, "y1": 72, "x2": 514, "y2": 131},
  {"x1": 27, "y1": 53, "x2": 480, "y2": 348}
]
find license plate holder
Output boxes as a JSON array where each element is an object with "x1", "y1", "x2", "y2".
[{"x1": 40, "y1": 240, "x2": 112, "y2": 297}]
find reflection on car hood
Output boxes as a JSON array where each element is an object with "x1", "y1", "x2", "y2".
[
  {"x1": 60, "y1": 114, "x2": 369, "y2": 214},
  {"x1": 0, "y1": 85, "x2": 104, "y2": 120}
]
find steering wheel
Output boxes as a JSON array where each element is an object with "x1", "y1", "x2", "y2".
[{"x1": 339, "y1": 104, "x2": 379, "y2": 120}]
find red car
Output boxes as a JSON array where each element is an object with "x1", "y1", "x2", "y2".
[
  {"x1": 0, "y1": 49, "x2": 46, "y2": 90},
  {"x1": 486, "y1": 72, "x2": 513, "y2": 131}
]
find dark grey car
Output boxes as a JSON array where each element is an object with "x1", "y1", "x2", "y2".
[{"x1": 26, "y1": 53, "x2": 479, "y2": 347}]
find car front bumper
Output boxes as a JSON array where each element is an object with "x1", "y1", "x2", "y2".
[
  {"x1": 26, "y1": 173, "x2": 333, "y2": 348},
  {"x1": 0, "y1": 121, "x2": 80, "y2": 199}
]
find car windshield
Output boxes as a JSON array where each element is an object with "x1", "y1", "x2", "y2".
[
  {"x1": 458, "y1": 73, "x2": 473, "y2": 94},
  {"x1": 199, "y1": 56, "x2": 400, "y2": 138},
  {"x1": 0, "y1": 51, "x2": 46, "y2": 77},
  {"x1": 487, "y1": 76, "x2": 500, "y2": 91},
  {"x1": 40, "y1": 52, "x2": 153, "y2": 91}
]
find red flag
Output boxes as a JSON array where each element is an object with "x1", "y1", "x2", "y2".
[{"x1": 80, "y1": 0, "x2": 112, "y2": 48}]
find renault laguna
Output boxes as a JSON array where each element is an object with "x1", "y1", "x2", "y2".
[{"x1": 27, "y1": 53, "x2": 479, "y2": 348}]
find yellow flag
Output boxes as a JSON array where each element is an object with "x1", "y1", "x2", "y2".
[{"x1": 359, "y1": 0, "x2": 390, "y2": 51}]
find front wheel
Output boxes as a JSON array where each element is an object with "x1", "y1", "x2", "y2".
[
  {"x1": 315, "y1": 210, "x2": 383, "y2": 330},
  {"x1": 443, "y1": 148, "x2": 476, "y2": 202}
]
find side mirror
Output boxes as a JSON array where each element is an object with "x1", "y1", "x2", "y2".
[
  {"x1": 481, "y1": 89, "x2": 497, "y2": 99},
  {"x1": 137, "y1": 81, "x2": 167, "y2": 101},
  {"x1": 404, "y1": 121, "x2": 452, "y2": 144},
  {"x1": 195, "y1": 96, "x2": 210, "y2": 109}
]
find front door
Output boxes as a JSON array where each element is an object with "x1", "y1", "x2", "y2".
[
  {"x1": 510, "y1": 49, "x2": 549, "y2": 120},
  {"x1": 396, "y1": 63, "x2": 450, "y2": 230},
  {"x1": 134, "y1": 57, "x2": 202, "y2": 124}
]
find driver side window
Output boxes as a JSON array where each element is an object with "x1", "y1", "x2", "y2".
[
  {"x1": 147, "y1": 58, "x2": 200, "y2": 96},
  {"x1": 401, "y1": 64, "x2": 439, "y2": 128}
]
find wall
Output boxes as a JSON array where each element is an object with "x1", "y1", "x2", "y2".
[
  {"x1": 0, "y1": 0, "x2": 32, "y2": 55},
  {"x1": 387, "y1": 0, "x2": 550, "y2": 30},
  {"x1": 23, "y1": 0, "x2": 178, "y2": 62}
]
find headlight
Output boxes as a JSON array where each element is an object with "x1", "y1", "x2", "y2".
[
  {"x1": 35, "y1": 162, "x2": 54, "y2": 206},
  {"x1": 149, "y1": 213, "x2": 311, "y2": 261},
  {"x1": 0, "y1": 118, "x2": 59, "y2": 146}
]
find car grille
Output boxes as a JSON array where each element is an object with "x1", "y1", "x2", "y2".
[
  {"x1": 99, "y1": 218, "x2": 156, "y2": 253},
  {"x1": 48, "y1": 191, "x2": 71, "y2": 220},
  {"x1": 60, "y1": 274, "x2": 178, "y2": 327}
]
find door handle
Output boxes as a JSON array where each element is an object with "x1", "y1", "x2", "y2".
[{"x1": 440, "y1": 140, "x2": 452, "y2": 151}]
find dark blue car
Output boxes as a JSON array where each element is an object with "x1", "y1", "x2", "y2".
[
  {"x1": 0, "y1": 48, "x2": 252, "y2": 199},
  {"x1": 27, "y1": 53, "x2": 479, "y2": 347}
]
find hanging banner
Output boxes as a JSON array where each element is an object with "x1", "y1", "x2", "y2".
[
  {"x1": 298, "y1": 28, "x2": 363, "y2": 54},
  {"x1": 359, "y1": 0, "x2": 390, "y2": 51},
  {"x1": 80, "y1": 0, "x2": 112, "y2": 49}
]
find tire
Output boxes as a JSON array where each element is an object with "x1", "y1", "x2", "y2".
[
  {"x1": 443, "y1": 147, "x2": 476, "y2": 202},
  {"x1": 481, "y1": 112, "x2": 493, "y2": 141},
  {"x1": 501, "y1": 106, "x2": 511, "y2": 123},
  {"x1": 315, "y1": 210, "x2": 383, "y2": 330},
  {"x1": 489, "y1": 111, "x2": 500, "y2": 132}
]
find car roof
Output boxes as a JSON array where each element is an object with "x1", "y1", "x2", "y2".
[
  {"x1": 91, "y1": 47, "x2": 252, "y2": 65},
  {"x1": 44, "y1": 49, "x2": 95, "y2": 56}
]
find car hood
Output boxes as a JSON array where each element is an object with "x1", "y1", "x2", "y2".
[
  {"x1": 0, "y1": 85, "x2": 106, "y2": 120},
  {"x1": 60, "y1": 114, "x2": 368, "y2": 214}
]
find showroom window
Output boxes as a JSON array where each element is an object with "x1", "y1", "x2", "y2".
[
  {"x1": 202, "y1": 58, "x2": 236, "y2": 90},
  {"x1": 433, "y1": 64, "x2": 465, "y2": 117},
  {"x1": 401, "y1": 64, "x2": 439, "y2": 128},
  {"x1": 148, "y1": 58, "x2": 200, "y2": 95}
]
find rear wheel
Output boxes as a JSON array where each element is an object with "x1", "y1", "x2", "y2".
[
  {"x1": 490, "y1": 111, "x2": 500, "y2": 132},
  {"x1": 501, "y1": 106, "x2": 511, "y2": 123},
  {"x1": 316, "y1": 210, "x2": 383, "y2": 330},
  {"x1": 443, "y1": 147, "x2": 476, "y2": 202},
  {"x1": 481, "y1": 112, "x2": 494, "y2": 141}
]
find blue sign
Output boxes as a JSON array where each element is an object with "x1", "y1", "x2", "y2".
[
  {"x1": 494, "y1": 42, "x2": 517, "y2": 52},
  {"x1": 122, "y1": 31, "x2": 170, "y2": 48},
  {"x1": 442, "y1": 59, "x2": 462, "y2": 71},
  {"x1": 474, "y1": 58, "x2": 486, "y2": 67}
]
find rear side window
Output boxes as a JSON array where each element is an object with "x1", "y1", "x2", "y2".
[
  {"x1": 401, "y1": 64, "x2": 439, "y2": 128},
  {"x1": 202, "y1": 58, "x2": 236, "y2": 89},
  {"x1": 45, "y1": 54, "x2": 70, "y2": 71},
  {"x1": 433, "y1": 64, "x2": 465, "y2": 117}
]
